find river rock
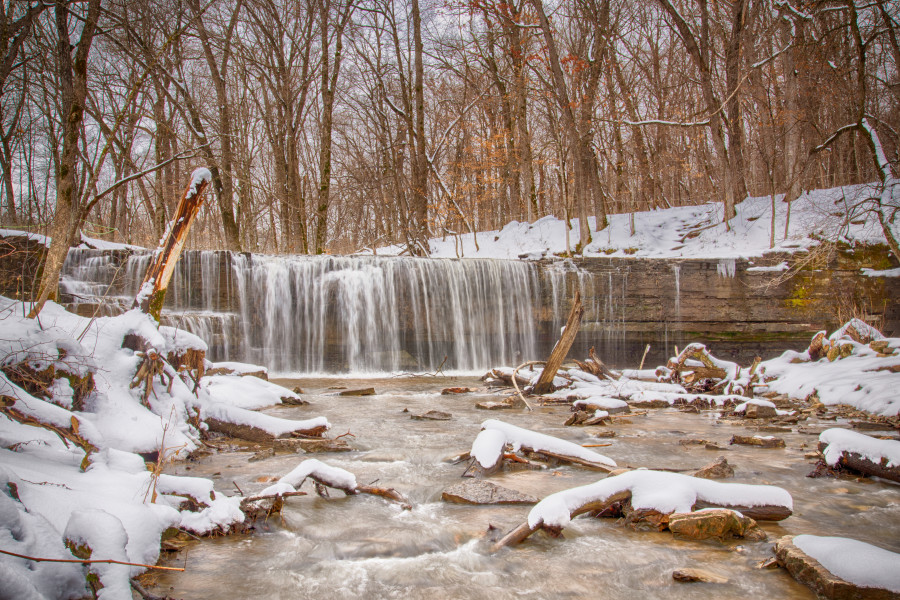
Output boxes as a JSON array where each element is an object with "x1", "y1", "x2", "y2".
[
  {"x1": 281, "y1": 395, "x2": 309, "y2": 406},
  {"x1": 411, "y1": 410, "x2": 452, "y2": 420},
  {"x1": 476, "y1": 401, "x2": 513, "y2": 410},
  {"x1": 745, "y1": 403, "x2": 777, "y2": 419},
  {"x1": 730, "y1": 435, "x2": 785, "y2": 448},
  {"x1": 273, "y1": 438, "x2": 352, "y2": 453},
  {"x1": 774, "y1": 535, "x2": 900, "y2": 599},
  {"x1": 441, "y1": 480, "x2": 537, "y2": 505},
  {"x1": 668, "y1": 509, "x2": 766, "y2": 542},
  {"x1": 248, "y1": 448, "x2": 275, "y2": 462},
  {"x1": 672, "y1": 568, "x2": 729, "y2": 583},
  {"x1": 692, "y1": 456, "x2": 734, "y2": 479},
  {"x1": 441, "y1": 387, "x2": 474, "y2": 394}
]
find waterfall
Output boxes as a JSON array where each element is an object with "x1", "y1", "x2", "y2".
[{"x1": 61, "y1": 250, "x2": 545, "y2": 375}]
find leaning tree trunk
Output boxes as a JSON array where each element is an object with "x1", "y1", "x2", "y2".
[
  {"x1": 532, "y1": 291, "x2": 584, "y2": 394},
  {"x1": 133, "y1": 169, "x2": 211, "y2": 320}
]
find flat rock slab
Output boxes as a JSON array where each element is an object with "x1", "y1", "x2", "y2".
[
  {"x1": 410, "y1": 410, "x2": 452, "y2": 420},
  {"x1": 339, "y1": 387, "x2": 375, "y2": 396},
  {"x1": 730, "y1": 435, "x2": 785, "y2": 448},
  {"x1": 744, "y1": 404, "x2": 777, "y2": 419},
  {"x1": 476, "y1": 401, "x2": 513, "y2": 410},
  {"x1": 672, "y1": 568, "x2": 729, "y2": 584},
  {"x1": 442, "y1": 480, "x2": 538, "y2": 505},
  {"x1": 775, "y1": 535, "x2": 900, "y2": 599}
]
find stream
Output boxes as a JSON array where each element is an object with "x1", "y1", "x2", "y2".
[{"x1": 148, "y1": 376, "x2": 900, "y2": 599}]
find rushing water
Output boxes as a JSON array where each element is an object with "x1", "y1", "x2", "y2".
[{"x1": 149, "y1": 377, "x2": 900, "y2": 599}]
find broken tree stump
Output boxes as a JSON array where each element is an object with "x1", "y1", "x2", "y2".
[
  {"x1": 132, "y1": 169, "x2": 211, "y2": 320},
  {"x1": 532, "y1": 291, "x2": 584, "y2": 394}
]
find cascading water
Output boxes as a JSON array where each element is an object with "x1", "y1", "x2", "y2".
[{"x1": 61, "y1": 250, "x2": 544, "y2": 374}]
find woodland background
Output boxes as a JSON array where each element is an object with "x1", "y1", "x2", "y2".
[{"x1": 0, "y1": 0, "x2": 897, "y2": 259}]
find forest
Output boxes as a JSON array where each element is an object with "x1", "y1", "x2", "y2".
[{"x1": 1, "y1": 0, "x2": 898, "y2": 258}]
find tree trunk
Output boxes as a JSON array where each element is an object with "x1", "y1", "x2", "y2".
[
  {"x1": 29, "y1": 0, "x2": 101, "y2": 319},
  {"x1": 133, "y1": 170, "x2": 211, "y2": 320},
  {"x1": 533, "y1": 291, "x2": 584, "y2": 394}
]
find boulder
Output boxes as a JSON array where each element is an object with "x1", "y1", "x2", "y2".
[
  {"x1": 692, "y1": 456, "x2": 734, "y2": 480},
  {"x1": 668, "y1": 509, "x2": 766, "y2": 542},
  {"x1": 441, "y1": 480, "x2": 537, "y2": 505},
  {"x1": 745, "y1": 403, "x2": 777, "y2": 419}
]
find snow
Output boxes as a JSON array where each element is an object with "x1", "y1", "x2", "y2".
[
  {"x1": 572, "y1": 397, "x2": 629, "y2": 411},
  {"x1": 366, "y1": 183, "x2": 898, "y2": 261},
  {"x1": 188, "y1": 167, "x2": 212, "y2": 198},
  {"x1": 793, "y1": 535, "x2": 900, "y2": 593},
  {"x1": 76, "y1": 233, "x2": 144, "y2": 252},
  {"x1": 0, "y1": 295, "x2": 337, "y2": 594},
  {"x1": 474, "y1": 419, "x2": 616, "y2": 468},
  {"x1": 0, "y1": 228, "x2": 49, "y2": 247},
  {"x1": 819, "y1": 428, "x2": 900, "y2": 468},
  {"x1": 527, "y1": 469, "x2": 792, "y2": 529},
  {"x1": 257, "y1": 459, "x2": 358, "y2": 496},
  {"x1": 208, "y1": 361, "x2": 268, "y2": 376},
  {"x1": 761, "y1": 329, "x2": 900, "y2": 416},
  {"x1": 862, "y1": 267, "x2": 900, "y2": 277},
  {"x1": 470, "y1": 429, "x2": 508, "y2": 469}
]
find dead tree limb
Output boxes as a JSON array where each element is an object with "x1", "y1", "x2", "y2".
[
  {"x1": 512, "y1": 361, "x2": 545, "y2": 411},
  {"x1": 132, "y1": 169, "x2": 211, "y2": 320},
  {"x1": 533, "y1": 291, "x2": 584, "y2": 395}
]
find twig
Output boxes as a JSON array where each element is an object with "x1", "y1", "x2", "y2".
[
  {"x1": 232, "y1": 481, "x2": 244, "y2": 496},
  {"x1": 334, "y1": 430, "x2": 356, "y2": 440},
  {"x1": 0, "y1": 548, "x2": 185, "y2": 571},
  {"x1": 581, "y1": 443, "x2": 613, "y2": 447},
  {"x1": 511, "y1": 360, "x2": 546, "y2": 412},
  {"x1": 638, "y1": 344, "x2": 651, "y2": 371}
]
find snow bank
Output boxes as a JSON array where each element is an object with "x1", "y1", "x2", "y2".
[
  {"x1": 368, "y1": 182, "x2": 897, "y2": 261},
  {"x1": 793, "y1": 535, "x2": 900, "y2": 593},
  {"x1": 761, "y1": 331, "x2": 900, "y2": 416},
  {"x1": 819, "y1": 428, "x2": 900, "y2": 468},
  {"x1": 528, "y1": 470, "x2": 793, "y2": 529},
  {"x1": 0, "y1": 296, "x2": 334, "y2": 593}
]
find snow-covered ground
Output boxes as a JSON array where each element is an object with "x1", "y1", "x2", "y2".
[
  {"x1": 368, "y1": 182, "x2": 898, "y2": 262},
  {"x1": 0, "y1": 298, "x2": 329, "y2": 598}
]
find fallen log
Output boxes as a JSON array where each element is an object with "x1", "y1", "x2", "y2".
[
  {"x1": 491, "y1": 470, "x2": 792, "y2": 551},
  {"x1": 339, "y1": 387, "x2": 375, "y2": 397},
  {"x1": 533, "y1": 291, "x2": 584, "y2": 395},
  {"x1": 817, "y1": 428, "x2": 900, "y2": 483}
]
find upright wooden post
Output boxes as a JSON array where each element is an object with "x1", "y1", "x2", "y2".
[
  {"x1": 533, "y1": 290, "x2": 584, "y2": 394},
  {"x1": 133, "y1": 168, "x2": 211, "y2": 320}
]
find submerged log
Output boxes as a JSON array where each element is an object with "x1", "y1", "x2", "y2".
[
  {"x1": 133, "y1": 169, "x2": 211, "y2": 320},
  {"x1": 532, "y1": 291, "x2": 584, "y2": 394}
]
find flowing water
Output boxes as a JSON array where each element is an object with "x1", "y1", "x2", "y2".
[{"x1": 150, "y1": 376, "x2": 900, "y2": 599}]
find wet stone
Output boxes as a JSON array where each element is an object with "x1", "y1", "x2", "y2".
[
  {"x1": 410, "y1": 410, "x2": 452, "y2": 421},
  {"x1": 668, "y1": 509, "x2": 766, "y2": 542},
  {"x1": 692, "y1": 456, "x2": 734, "y2": 479},
  {"x1": 730, "y1": 435, "x2": 786, "y2": 448},
  {"x1": 248, "y1": 448, "x2": 275, "y2": 462},
  {"x1": 441, "y1": 480, "x2": 538, "y2": 505},
  {"x1": 672, "y1": 568, "x2": 729, "y2": 584},
  {"x1": 476, "y1": 401, "x2": 513, "y2": 410}
]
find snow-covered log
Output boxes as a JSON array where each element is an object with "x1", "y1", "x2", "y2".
[
  {"x1": 817, "y1": 428, "x2": 900, "y2": 483},
  {"x1": 469, "y1": 419, "x2": 616, "y2": 476},
  {"x1": 492, "y1": 470, "x2": 792, "y2": 550},
  {"x1": 252, "y1": 459, "x2": 409, "y2": 508}
]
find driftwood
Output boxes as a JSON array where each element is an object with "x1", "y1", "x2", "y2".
[
  {"x1": 133, "y1": 170, "x2": 210, "y2": 320},
  {"x1": 816, "y1": 442, "x2": 900, "y2": 483},
  {"x1": 573, "y1": 347, "x2": 620, "y2": 380},
  {"x1": 533, "y1": 291, "x2": 584, "y2": 394}
]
